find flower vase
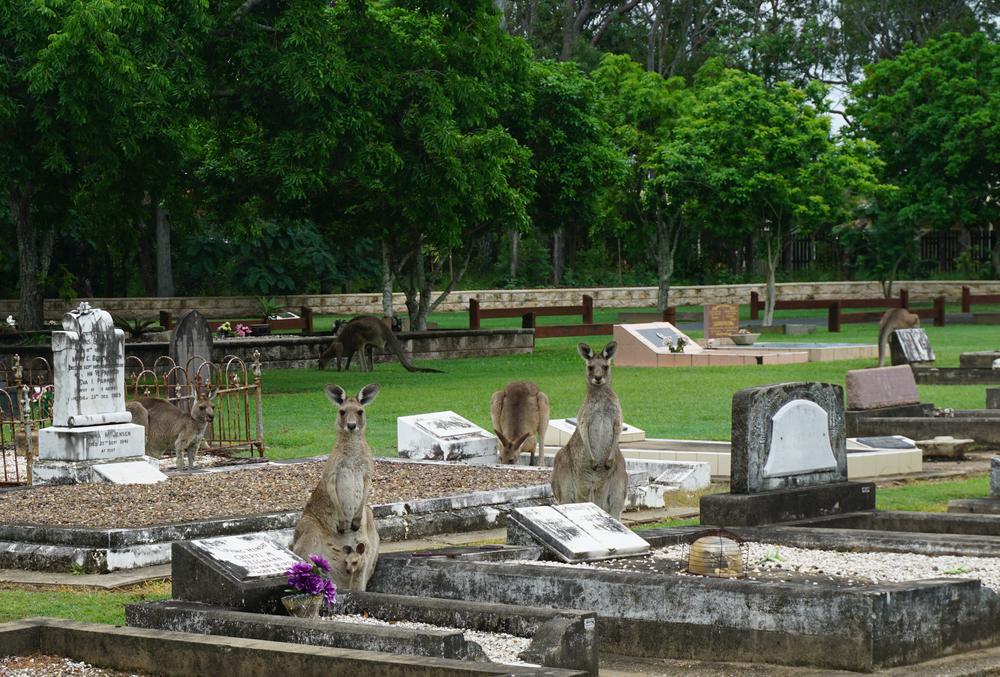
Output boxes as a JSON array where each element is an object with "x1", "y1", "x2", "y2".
[{"x1": 281, "y1": 593, "x2": 324, "y2": 619}]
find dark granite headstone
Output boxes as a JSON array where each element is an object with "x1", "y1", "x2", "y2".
[
  {"x1": 507, "y1": 502, "x2": 649, "y2": 562},
  {"x1": 988, "y1": 387, "x2": 1000, "y2": 410},
  {"x1": 856, "y1": 436, "x2": 917, "y2": 450},
  {"x1": 172, "y1": 534, "x2": 303, "y2": 613},
  {"x1": 730, "y1": 382, "x2": 847, "y2": 494},
  {"x1": 169, "y1": 310, "x2": 213, "y2": 380},
  {"x1": 890, "y1": 328, "x2": 935, "y2": 366},
  {"x1": 991, "y1": 457, "x2": 1000, "y2": 498}
]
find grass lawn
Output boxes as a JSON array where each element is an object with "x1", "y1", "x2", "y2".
[
  {"x1": 262, "y1": 316, "x2": 997, "y2": 459},
  {"x1": 0, "y1": 580, "x2": 170, "y2": 625}
]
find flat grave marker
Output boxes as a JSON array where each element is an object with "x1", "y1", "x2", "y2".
[
  {"x1": 703, "y1": 304, "x2": 740, "y2": 339},
  {"x1": 94, "y1": 460, "x2": 167, "y2": 485},
  {"x1": 890, "y1": 328, "x2": 935, "y2": 366},
  {"x1": 508, "y1": 502, "x2": 649, "y2": 563},
  {"x1": 397, "y1": 411, "x2": 497, "y2": 464}
]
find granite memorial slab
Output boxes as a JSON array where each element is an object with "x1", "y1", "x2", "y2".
[
  {"x1": 703, "y1": 304, "x2": 740, "y2": 339},
  {"x1": 988, "y1": 387, "x2": 1000, "y2": 410},
  {"x1": 890, "y1": 328, "x2": 935, "y2": 366},
  {"x1": 93, "y1": 460, "x2": 167, "y2": 485},
  {"x1": 845, "y1": 365, "x2": 920, "y2": 410},
  {"x1": 397, "y1": 411, "x2": 497, "y2": 464},
  {"x1": 507, "y1": 502, "x2": 650, "y2": 563},
  {"x1": 169, "y1": 310, "x2": 213, "y2": 384},
  {"x1": 172, "y1": 534, "x2": 304, "y2": 612}
]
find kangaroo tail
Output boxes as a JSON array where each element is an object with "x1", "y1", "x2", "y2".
[
  {"x1": 877, "y1": 327, "x2": 887, "y2": 367},
  {"x1": 386, "y1": 330, "x2": 444, "y2": 373}
]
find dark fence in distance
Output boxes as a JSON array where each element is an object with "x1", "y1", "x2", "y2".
[{"x1": 749, "y1": 289, "x2": 945, "y2": 331}]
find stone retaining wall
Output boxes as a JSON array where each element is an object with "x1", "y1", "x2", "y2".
[{"x1": 6, "y1": 280, "x2": 999, "y2": 320}]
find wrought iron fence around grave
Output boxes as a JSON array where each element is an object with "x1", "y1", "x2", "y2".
[
  {"x1": 0, "y1": 356, "x2": 54, "y2": 486},
  {"x1": 125, "y1": 352, "x2": 265, "y2": 459}
]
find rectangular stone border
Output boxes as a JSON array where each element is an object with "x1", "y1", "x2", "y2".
[
  {"x1": 367, "y1": 552, "x2": 1000, "y2": 672},
  {"x1": 0, "y1": 617, "x2": 583, "y2": 676}
]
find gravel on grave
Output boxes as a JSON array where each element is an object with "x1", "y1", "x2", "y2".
[
  {"x1": 0, "y1": 654, "x2": 155, "y2": 677},
  {"x1": 519, "y1": 542, "x2": 1000, "y2": 591},
  {"x1": 324, "y1": 613, "x2": 534, "y2": 666},
  {"x1": 0, "y1": 460, "x2": 550, "y2": 529}
]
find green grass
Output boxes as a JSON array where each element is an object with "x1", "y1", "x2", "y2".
[
  {"x1": 262, "y1": 318, "x2": 998, "y2": 459},
  {"x1": 0, "y1": 580, "x2": 170, "y2": 625},
  {"x1": 876, "y1": 475, "x2": 989, "y2": 512}
]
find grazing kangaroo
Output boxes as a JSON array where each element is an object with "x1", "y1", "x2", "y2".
[
  {"x1": 878, "y1": 308, "x2": 920, "y2": 367},
  {"x1": 127, "y1": 389, "x2": 217, "y2": 470},
  {"x1": 318, "y1": 316, "x2": 443, "y2": 373},
  {"x1": 292, "y1": 383, "x2": 380, "y2": 590},
  {"x1": 491, "y1": 381, "x2": 550, "y2": 466},
  {"x1": 551, "y1": 342, "x2": 627, "y2": 519}
]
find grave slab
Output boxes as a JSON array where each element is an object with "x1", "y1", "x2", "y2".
[
  {"x1": 397, "y1": 411, "x2": 497, "y2": 464},
  {"x1": 916, "y1": 436, "x2": 974, "y2": 458},
  {"x1": 846, "y1": 365, "x2": 920, "y2": 410},
  {"x1": 989, "y1": 387, "x2": 1000, "y2": 410},
  {"x1": 37, "y1": 423, "x2": 145, "y2": 462},
  {"x1": 992, "y1": 456, "x2": 1000, "y2": 498},
  {"x1": 702, "y1": 304, "x2": 740, "y2": 339},
  {"x1": 960, "y1": 351, "x2": 1000, "y2": 369},
  {"x1": 544, "y1": 418, "x2": 645, "y2": 446},
  {"x1": 653, "y1": 462, "x2": 711, "y2": 492},
  {"x1": 890, "y1": 327, "x2": 935, "y2": 366},
  {"x1": 851, "y1": 435, "x2": 917, "y2": 450},
  {"x1": 172, "y1": 533, "x2": 304, "y2": 613},
  {"x1": 94, "y1": 460, "x2": 167, "y2": 485},
  {"x1": 507, "y1": 503, "x2": 650, "y2": 563}
]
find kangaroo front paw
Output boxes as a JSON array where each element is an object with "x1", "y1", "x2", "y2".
[{"x1": 336, "y1": 520, "x2": 350, "y2": 534}]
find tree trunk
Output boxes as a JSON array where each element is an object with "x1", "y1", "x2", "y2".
[
  {"x1": 655, "y1": 210, "x2": 681, "y2": 312},
  {"x1": 155, "y1": 204, "x2": 175, "y2": 297},
  {"x1": 764, "y1": 238, "x2": 779, "y2": 326},
  {"x1": 135, "y1": 219, "x2": 158, "y2": 297},
  {"x1": 11, "y1": 186, "x2": 55, "y2": 331},
  {"x1": 551, "y1": 229, "x2": 564, "y2": 285},
  {"x1": 510, "y1": 229, "x2": 519, "y2": 279},
  {"x1": 380, "y1": 240, "x2": 395, "y2": 320}
]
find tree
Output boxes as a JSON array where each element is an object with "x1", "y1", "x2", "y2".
[
  {"x1": 1, "y1": 0, "x2": 209, "y2": 328},
  {"x1": 848, "y1": 32, "x2": 1000, "y2": 275},
  {"x1": 658, "y1": 65, "x2": 882, "y2": 324},
  {"x1": 592, "y1": 54, "x2": 687, "y2": 310}
]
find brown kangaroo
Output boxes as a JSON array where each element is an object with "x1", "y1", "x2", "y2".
[
  {"x1": 491, "y1": 381, "x2": 550, "y2": 466},
  {"x1": 318, "y1": 316, "x2": 443, "y2": 373},
  {"x1": 878, "y1": 308, "x2": 920, "y2": 367},
  {"x1": 551, "y1": 342, "x2": 627, "y2": 519},
  {"x1": 126, "y1": 389, "x2": 217, "y2": 470}
]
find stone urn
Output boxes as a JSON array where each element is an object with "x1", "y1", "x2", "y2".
[
  {"x1": 729, "y1": 332, "x2": 760, "y2": 346},
  {"x1": 281, "y1": 593, "x2": 323, "y2": 619}
]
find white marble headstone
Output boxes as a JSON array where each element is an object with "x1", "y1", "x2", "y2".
[
  {"x1": 762, "y1": 399, "x2": 838, "y2": 478},
  {"x1": 397, "y1": 411, "x2": 497, "y2": 464},
  {"x1": 192, "y1": 534, "x2": 303, "y2": 580},
  {"x1": 508, "y1": 502, "x2": 649, "y2": 562}
]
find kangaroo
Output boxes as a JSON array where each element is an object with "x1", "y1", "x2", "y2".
[
  {"x1": 127, "y1": 389, "x2": 217, "y2": 470},
  {"x1": 318, "y1": 316, "x2": 443, "y2": 373},
  {"x1": 551, "y1": 342, "x2": 627, "y2": 519},
  {"x1": 878, "y1": 307, "x2": 920, "y2": 367},
  {"x1": 491, "y1": 381, "x2": 550, "y2": 466},
  {"x1": 294, "y1": 504, "x2": 380, "y2": 592}
]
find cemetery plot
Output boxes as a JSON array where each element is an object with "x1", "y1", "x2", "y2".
[
  {"x1": 397, "y1": 411, "x2": 497, "y2": 463},
  {"x1": 613, "y1": 322, "x2": 811, "y2": 367}
]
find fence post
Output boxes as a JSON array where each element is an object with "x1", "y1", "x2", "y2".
[
  {"x1": 521, "y1": 311, "x2": 536, "y2": 330},
  {"x1": 962, "y1": 285, "x2": 971, "y2": 313},
  {"x1": 252, "y1": 350, "x2": 265, "y2": 457},
  {"x1": 159, "y1": 310, "x2": 172, "y2": 330},
  {"x1": 582, "y1": 295, "x2": 594, "y2": 324},
  {"x1": 469, "y1": 299, "x2": 480, "y2": 330},
  {"x1": 14, "y1": 355, "x2": 31, "y2": 485},
  {"x1": 899, "y1": 288, "x2": 909, "y2": 309},
  {"x1": 934, "y1": 296, "x2": 946, "y2": 327},
  {"x1": 662, "y1": 306, "x2": 676, "y2": 324},
  {"x1": 828, "y1": 301, "x2": 841, "y2": 332},
  {"x1": 301, "y1": 307, "x2": 314, "y2": 335},
  {"x1": 750, "y1": 291, "x2": 759, "y2": 321}
]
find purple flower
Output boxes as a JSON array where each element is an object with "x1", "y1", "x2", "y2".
[
  {"x1": 309, "y1": 554, "x2": 331, "y2": 572},
  {"x1": 284, "y1": 554, "x2": 337, "y2": 607}
]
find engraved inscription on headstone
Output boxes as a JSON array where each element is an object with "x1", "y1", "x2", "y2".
[
  {"x1": 703, "y1": 304, "x2": 740, "y2": 339},
  {"x1": 193, "y1": 534, "x2": 302, "y2": 580},
  {"x1": 763, "y1": 399, "x2": 838, "y2": 477},
  {"x1": 890, "y1": 328, "x2": 935, "y2": 366},
  {"x1": 416, "y1": 413, "x2": 482, "y2": 439},
  {"x1": 633, "y1": 324, "x2": 703, "y2": 354},
  {"x1": 397, "y1": 411, "x2": 497, "y2": 463},
  {"x1": 507, "y1": 502, "x2": 650, "y2": 562}
]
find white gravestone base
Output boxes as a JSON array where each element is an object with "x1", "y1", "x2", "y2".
[
  {"x1": 38, "y1": 423, "x2": 145, "y2": 462},
  {"x1": 545, "y1": 418, "x2": 645, "y2": 446},
  {"x1": 94, "y1": 460, "x2": 168, "y2": 485},
  {"x1": 33, "y1": 455, "x2": 160, "y2": 485},
  {"x1": 397, "y1": 411, "x2": 498, "y2": 464}
]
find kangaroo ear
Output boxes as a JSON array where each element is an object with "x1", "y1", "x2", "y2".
[
  {"x1": 325, "y1": 384, "x2": 346, "y2": 406},
  {"x1": 355, "y1": 542, "x2": 366, "y2": 554},
  {"x1": 358, "y1": 383, "x2": 380, "y2": 405},
  {"x1": 206, "y1": 387, "x2": 218, "y2": 401},
  {"x1": 514, "y1": 432, "x2": 532, "y2": 449},
  {"x1": 602, "y1": 341, "x2": 617, "y2": 361},
  {"x1": 494, "y1": 429, "x2": 509, "y2": 446},
  {"x1": 577, "y1": 343, "x2": 594, "y2": 360},
  {"x1": 343, "y1": 544, "x2": 353, "y2": 554}
]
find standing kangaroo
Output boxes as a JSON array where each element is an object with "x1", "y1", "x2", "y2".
[
  {"x1": 878, "y1": 308, "x2": 920, "y2": 367},
  {"x1": 491, "y1": 381, "x2": 550, "y2": 466},
  {"x1": 292, "y1": 383, "x2": 380, "y2": 591},
  {"x1": 126, "y1": 389, "x2": 217, "y2": 470},
  {"x1": 318, "y1": 316, "x2": 443, "y2": 373},
  {"x1": 551, "y1": 342, "x2": 627, "y2": 519}
]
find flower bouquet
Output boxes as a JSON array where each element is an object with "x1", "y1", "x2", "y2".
[{"x1": 282, "y1": 554, "x2": 337, "y2": 618}]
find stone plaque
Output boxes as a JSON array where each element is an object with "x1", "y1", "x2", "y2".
[
  {"x1": 193, "y1": 534, "x2": 302, "y2": 580},
  {"x1": 170, "y1": 310, "x2": 213, "y2": 381},
  {"x1": 845, "y1": 366, "x2": 920, "y2": 410},
  {"x1": 632, "y1": 323, "x2": 703, "y2": 354},
  {"x1": 508, "y1": 502, "x2": 649, "y2": 563},
  {"x1": 703, "y1": 304, "x2": 740, "y2": 339},
  {"x1": 730, "y1": 382, "x2": 847, "y2": 494},
  {"x1": 855, "y1": 436, "x2": 917, "y2": 450},
  {"x1": 890, "y1": 328, "x2": 935, "y2": 366},
  {"x1": 989, "y1": 387, "x2": 1000, "y2": 410},
  {"x1": 762, "y1": 400, "x2": 837, "y2": 477},
  {"x1": 94, "y1": 460, "x2": 167, "y2": 485},
  {"x1": 51, "y1": 303, "x2": 131, "y2": 427},
  {"x1": 397, "y1": 411, "x2": 497, "y2": 463},
  {"x1": 38, "y1": 423, "x2": 145, "y2": 461}
]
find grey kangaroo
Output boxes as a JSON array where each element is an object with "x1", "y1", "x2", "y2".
[
  {"x1": 318, "y1": 316, "x2": 443, "y2": 373},
  {"x1": 877, "y1": 307, "x2": 920, "y2": 367},
  {"x1": 550, "y1": 342, "x2": 627, "y2": 519},
  {"x1": 126, "y1": 389, "x2": 217, "y2": 470},
  {"x1": 491, "y1": 381, "x2": 550, "y2": 466}
]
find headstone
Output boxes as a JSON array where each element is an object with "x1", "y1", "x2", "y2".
[
  {"x1": 959, "y1": 351, "x2": 1000, "y2": 369},
  {"x1": 730, "y1": 382, "x2": 847, "y2": 494},
  {"x1": 845, "y1": 366, "x2": 920, "y2": 410},
  {"x1": 987, "y1": 387, "x2": 999, "y2": 410},
  {"x1": 397, "y1": 411, "x2": 497, "y2": 464},
  {"x1": 703, "y1": 304, "x2": 740, "y2": 339},
  {"x1": 169, "y1": 310, "x2": 213, "y2": 380},
  {"x1": 33, "y1": 303, "x2": 150, "y2": 485},
  {"x1": 890, "y1": 328, "x2": 935, "y2": 366},
  {"x1": 545, "y1": 418, "x2": 645, "y2": 446},
  {"x1": 94, "y1": 460, "x2": 167, "y2": 484},
  {"x1": 991, "y1": 457, "x2": 1000, "y2": 498},
  {"x1": 654, "y1": 462, "x2": 711, "y2": 492},
  {"x1": 507, "y1": 502, "x2": 649, "y2": 563},
  {"x1": 172, "y1": 534, "x2": 303, "y2": 613}
]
